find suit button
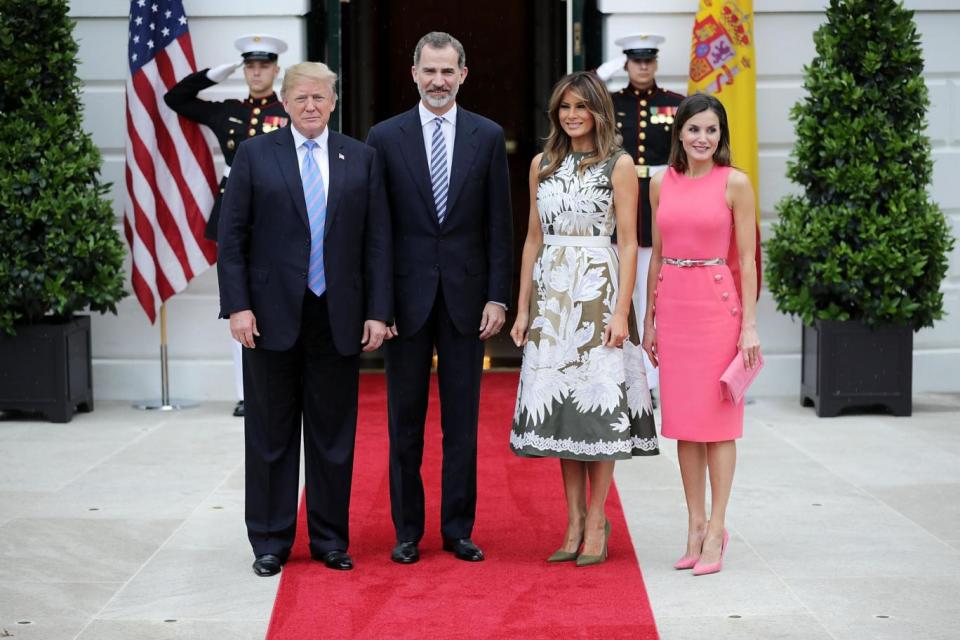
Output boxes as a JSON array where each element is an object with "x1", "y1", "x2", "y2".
[{"x1": 433, "y1": 264, "x2": 439, "y2": 270}]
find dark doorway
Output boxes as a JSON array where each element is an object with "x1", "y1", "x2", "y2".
[{"x1": 320, "y1": 0, "x2": 567, "y2": 365}]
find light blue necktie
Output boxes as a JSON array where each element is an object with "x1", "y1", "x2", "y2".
[
  {"x1": 302, "y1": 139, "x2": 326, "y2": 296},
  {"x1": 429, "y1": 117, "x2": 448, "y2": 224}
]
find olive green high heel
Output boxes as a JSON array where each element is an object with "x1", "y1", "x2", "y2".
[
  {"x1": 547, "y1": 536, "x2": 583, "y2": 562},
  {"x1": 575, "y1": 520, "x2": 611, "y2": 567}
]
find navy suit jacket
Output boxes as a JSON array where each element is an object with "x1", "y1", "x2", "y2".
[
  {"x1": 217, "y1": 125, "x2": 392, "y2": 355},
  {"x1": 366, "y1": 105, "x2": 512, "y2": 337}
]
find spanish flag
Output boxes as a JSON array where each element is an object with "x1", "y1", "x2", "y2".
[{"x1": 688, "y1": 0, "x2": 758, "y2": 201}]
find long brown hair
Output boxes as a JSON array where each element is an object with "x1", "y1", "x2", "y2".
[
  {"x1": 539, "y1": 72, "x2": 620, "y2": 180},
  {"x1": 668, "y1": 93, "x2": 732, "y2": 174}
]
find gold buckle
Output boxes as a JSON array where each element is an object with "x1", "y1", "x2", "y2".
[{"x1": 635, "y1": 165, "x2": 649, "y2": 179}]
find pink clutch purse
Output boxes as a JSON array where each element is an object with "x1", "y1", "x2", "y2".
[{"x1": 719, "y1": 351, "x2": 763, "y2": 404}]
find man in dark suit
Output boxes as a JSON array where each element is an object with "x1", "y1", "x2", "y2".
[
  {"x1": 218, "y1": 62, "x2": 392, "y2": 576},
  {"x1": 366, "y1": 32, "x2": 512, "y2": 565}
]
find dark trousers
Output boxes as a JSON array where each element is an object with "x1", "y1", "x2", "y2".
[
  {"x1": 243, "y1": 292, "x2": 359, "y2": 559},
  {"x1": 385, "y1": 287, "x2": 485, "y2": 543}
]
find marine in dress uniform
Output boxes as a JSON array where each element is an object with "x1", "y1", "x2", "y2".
[
  {"x1": 164, "y1": 34, "x2": 290, "y2": 417},
  {"x1": 599, "y1": 33, "x2": 684, "y2": 392}
]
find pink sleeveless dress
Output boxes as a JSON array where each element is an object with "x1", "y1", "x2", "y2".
[{"x1": 656, "y1": 165, "x2": 743, "y2": 441}]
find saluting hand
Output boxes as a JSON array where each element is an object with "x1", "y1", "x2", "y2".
[{"x1": 207, "y1": 61, "x2": 242, "y2": 83}]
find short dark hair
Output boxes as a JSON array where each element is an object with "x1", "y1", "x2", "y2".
[
  {"x1": 668, "y1": 93, "x2": 732, "y2": 174},
  {"x1": 413, "y1": 31, "x2": 466, "y2": 69}
]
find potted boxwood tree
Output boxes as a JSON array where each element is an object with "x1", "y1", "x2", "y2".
[
  {"x1": 766, "y1": 0, "x2": 954, "y2": 417},
  {"x1": 0, "y1": 0, "x2": 127, "y2": 422}
]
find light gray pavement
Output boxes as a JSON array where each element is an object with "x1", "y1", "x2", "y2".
[{"x1": 1, "y1": 391, "x2": 959, "y2": 639}]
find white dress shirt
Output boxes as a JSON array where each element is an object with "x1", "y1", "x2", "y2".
[
  {"x1": 419, "y1": 102, "x2": 456, "y2": 180},
  {"x1": 290, "y1": 125, "x2": 330, "y2": 203}
]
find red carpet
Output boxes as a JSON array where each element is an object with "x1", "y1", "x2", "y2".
[{"x1": 266, "y1": 372, "x2": 659, "y2": 640}]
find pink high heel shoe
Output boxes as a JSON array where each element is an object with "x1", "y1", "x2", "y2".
[
  {"x1": 673, "y1": 553, "x2": 699, "y2": 570},
  {"x1": 673, "y1": 526, "x2": 707, "y2": 570},
  {"x1": 692, "y1": 529, "x2": 729, "y2": 576}
]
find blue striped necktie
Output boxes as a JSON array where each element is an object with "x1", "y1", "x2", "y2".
[
  {"x1": 302, "y1": 139, "x2": 326, "y2": 296},
  {"x1": 430, "y1": 117, "x2": 448, "y2": 224}
]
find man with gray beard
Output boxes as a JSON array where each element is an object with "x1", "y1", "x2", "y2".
[{"x1": 366, "y1": 31, "x2": 512, "y2": 565}]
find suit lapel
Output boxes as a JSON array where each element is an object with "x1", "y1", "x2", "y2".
[
  {"x1": 445, "y1": 108, "x2": 479, "y2": 219},
  {"x1": 324, "y1": 131, "x2": 345, "y2": 238},
  {"x1": 397, "y1": 106, "x2": 440, "y2": 224},
  {"x1": 273, "y1": 126, "x2": 310, "y2": 230}
]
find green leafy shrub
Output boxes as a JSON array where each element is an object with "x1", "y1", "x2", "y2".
[
  {"x1": 765, "y1": 0, "x2": 953, "y2": 330},
  {"x1": 0, "y1": 0, "x2": 126, "y2": 335}
]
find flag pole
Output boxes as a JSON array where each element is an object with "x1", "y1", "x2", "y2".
[{"x1": 133, "y1": 302, "x2": 198, "y2": 411}]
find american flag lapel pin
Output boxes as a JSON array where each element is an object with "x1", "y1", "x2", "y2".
[{"x1": 338, "y1": 153, "x2": 345, "y2": 160}]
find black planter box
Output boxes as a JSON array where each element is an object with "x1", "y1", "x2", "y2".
[
  {"x1": 0, "y1": 316, "x2": 93, "y2": 423},
  {"x1": 801, "y1": 319, "x2": 912, "y2": 417}
]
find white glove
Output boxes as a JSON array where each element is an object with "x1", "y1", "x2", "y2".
[
  {"x1": 207, "y1": 61, "x2": 242, "y2": 83},
  {"x1": 596, "y1": 55, "x2": 626, "y2": 82}
]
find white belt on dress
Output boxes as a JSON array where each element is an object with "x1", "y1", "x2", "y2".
[{"x1": 543, "y1": 234, "x2": 612, "y2": 247}]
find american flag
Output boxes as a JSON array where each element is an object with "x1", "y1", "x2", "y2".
[{"x1": 125, "y1": 0, "x2": 217, "y2": 323}]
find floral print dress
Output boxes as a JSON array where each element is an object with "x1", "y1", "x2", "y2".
[{"x1": 510, "y1": 150, "x2": 659, "y2": 461}]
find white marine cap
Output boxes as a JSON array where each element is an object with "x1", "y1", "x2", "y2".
[
  {"x1": 234, "y1": 34, "x2": 288, "y2": 62},
  {"x1": 613, "y1": 33, "x2": 666, "y2": 60}
]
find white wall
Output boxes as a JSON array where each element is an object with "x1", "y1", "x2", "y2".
[
  {"x1": 71, "y1": 1, "x2": 959, "y2": 399},
  {"x1": 598, "y1": 0, "x2": 960, "y2": 394}
]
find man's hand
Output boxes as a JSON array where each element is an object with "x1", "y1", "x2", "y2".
[
  {"x1": 596, "y1": 55, "x2": 627, "y2": 81},
  {"x1": 230, "y1": 310, "x2": 259, "y2": 348},
  {"x1": 207, "y1": 61, "x2": 242, "y2": 83},
  {"x1": 361, "y1": 320, "x2": 388, "y2": 352},
  {"x1": 479, "y1": 303, "x2": 506, "y2": 341}
]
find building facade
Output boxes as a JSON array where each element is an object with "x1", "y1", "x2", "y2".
[{"x1": 69, "y1": 0, "x2": 960, "y2": 399}]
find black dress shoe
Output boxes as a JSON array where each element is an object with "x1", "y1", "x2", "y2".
[
  {"x1": 315, "y1": 550, "x2": 353, "y2": 570},
  {"x1": 252, "y1": 554, "x2": 282, "y2": 576},
  {"x1": 442, "y1": 538, "x2": 485, "y2": 562},
  {"x1": 233, "y1": 401, "x2": 245, "y2": 417},
  {"x1": 391, "y1": 541, "x2": 420, "y2": 564}
]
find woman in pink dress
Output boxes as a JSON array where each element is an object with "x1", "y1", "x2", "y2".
[{"x1": 642, "y1": 94, "x2": 760, "y2": 575}]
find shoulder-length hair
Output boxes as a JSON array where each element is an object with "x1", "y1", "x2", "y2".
[
  {"x1": 668, "y1": 93, "x2": 732, "y2": 174},
  {"x1": 540, "y1": 71, "x2": 620, "y2": 181}
]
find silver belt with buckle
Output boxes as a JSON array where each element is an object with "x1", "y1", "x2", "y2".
[{"x1": 662, "y1": 257, "x2": 726, "y2": 267}]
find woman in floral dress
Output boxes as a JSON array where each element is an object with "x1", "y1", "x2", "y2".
[{"x1": 510, "y1": 72, "x2": 659, "y2": 567}]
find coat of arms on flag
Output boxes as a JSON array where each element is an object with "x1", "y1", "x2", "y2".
[{"x1": 689, "y1": 0, "x2": 753, "y2": 95}]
